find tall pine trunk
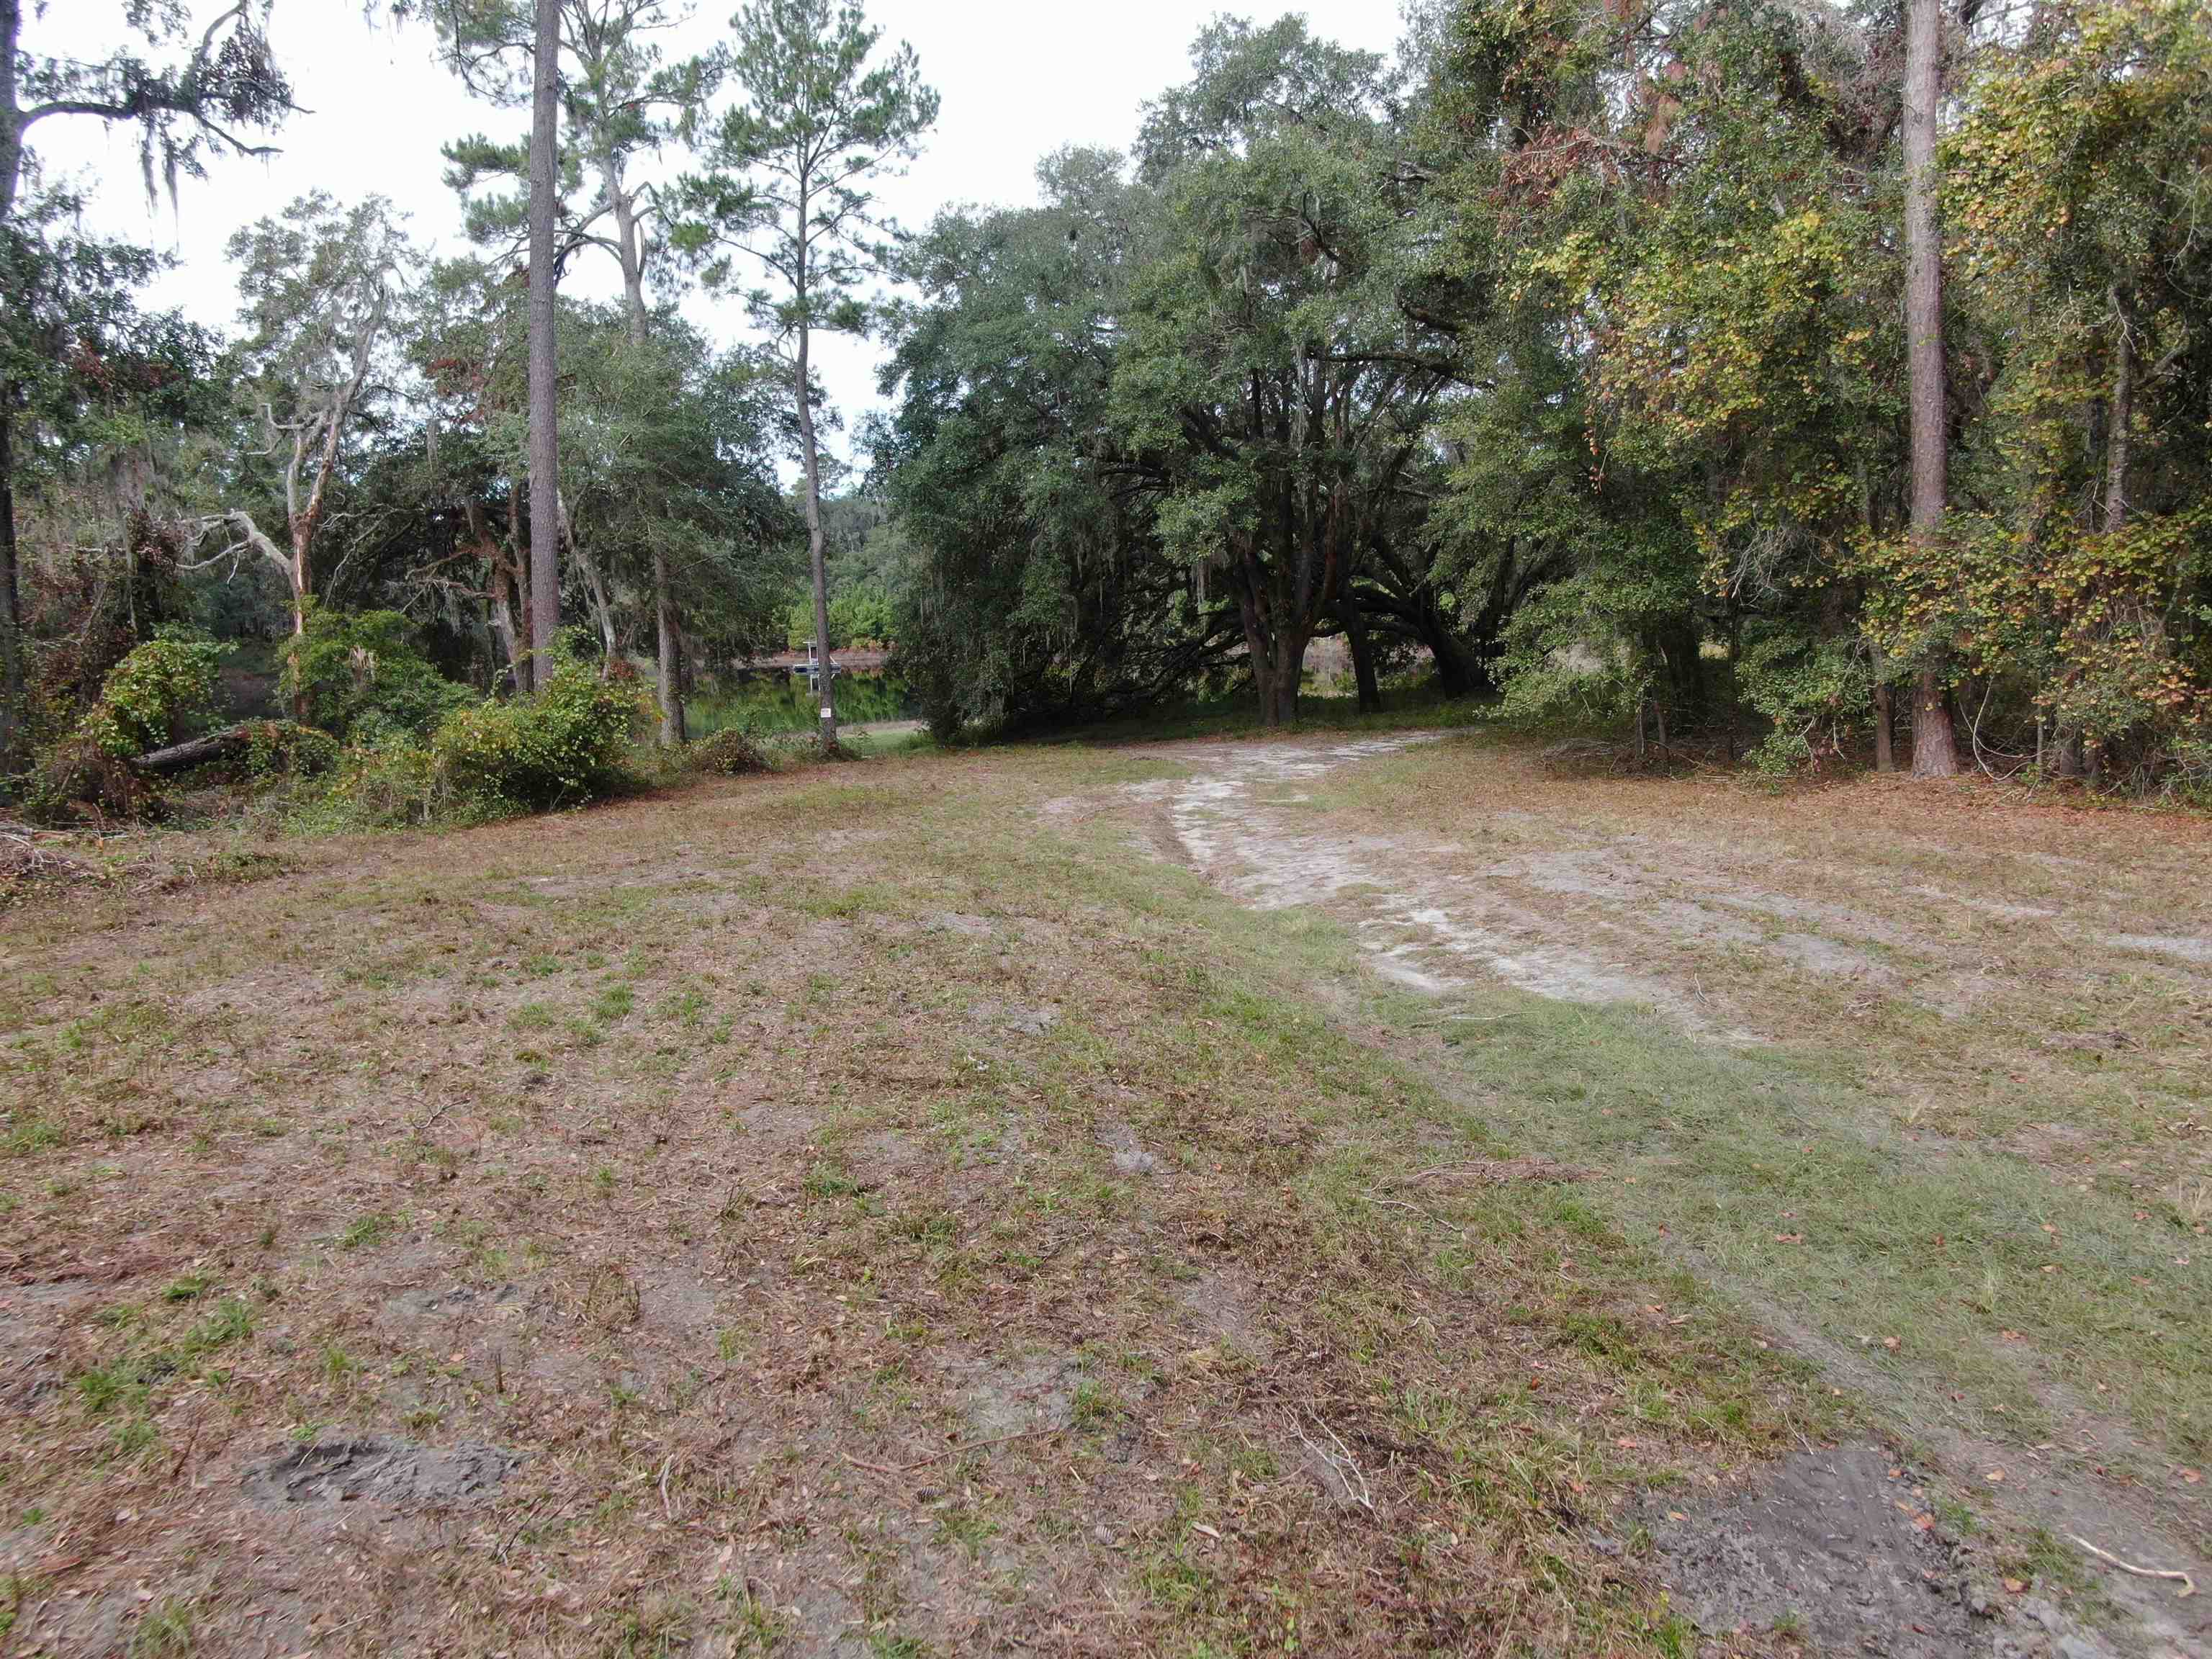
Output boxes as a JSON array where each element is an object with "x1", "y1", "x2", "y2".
[
  {"x1": 1, "y1": 3, "x2": 25, "y2": 755},
  {"x1": 524, "y1": 0, "x2": 562, "y2": 693},
  {"x1": 654, "y1": 549, "x2": 683, "y2": 745},
  {"x1": 1903, "y1": 0, "x2": 1958, "y2": 778},
  {"x1": 0, "y1": 404, "x2": 20, "y2": 759},
  {"x1": 793, "y1": 191, "x2": 837, "y2": 752},
  {"x1": 614, "y1": 181, "x2": 683, "y2": 746}
]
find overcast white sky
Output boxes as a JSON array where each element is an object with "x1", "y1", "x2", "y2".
[{"x1": 29, "y1": 1, "x2": 1411, "y2": 470}]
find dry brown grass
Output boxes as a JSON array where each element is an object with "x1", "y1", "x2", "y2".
[{"x1": 0, "y1": 750, "x2": 1825, "y2": 1658}]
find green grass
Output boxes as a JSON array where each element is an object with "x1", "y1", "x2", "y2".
[{"x1": 1396, "y1": 981, "x2": 2210, "y2": 1465}]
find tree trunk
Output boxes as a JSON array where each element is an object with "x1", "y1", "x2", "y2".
[
  {"x1": 655, "y1": 547, "x2": 683, "y2": 746},
  {"x1": 0, "y1": 7, "x2": 24, "y2": 757},
  {"x1": 1271, "y1": 626, "x2": 1308, "y2": 727},
  {"x1": 1902, "y1": 0, "x2": 1957, "y2": 776},
  {"x1": 1872, "y1": 680, "x2": 1895, "y2": 773},
  {"x1": 524, "y1": 0, "x2": 562, "y2": 692},
  {"x1": 0, "y1": 403, "x2": 22, "y2": 760},
  {"x1": 285, "y1": 523, "x2": 310, "y2": 721},
  {"x1": 1231, "y1": 554, "x2": 1278, "y2": 727},
  {"x1": 1410, "y1": 586, "x2": 1480, "y2": 697},
  {"x1": 2054, "y1": 724, "x2": 2086, "y2": 779},
  {"x1": 133, "y1": 723, "x2": 253, "y2": 775},
  {"x1": 489, "y1": 581, "x2": 521, "y2": 688},
  {"x1": 1910, "y1": 667, "x2": 1959, "y2": 778},
  {"x1": 616, "y1": 181, "x2": 683, "y2": 742},
  {"x1": 1344, "y1": 595, "x2": 1380, "y2": 713},
  {"x1": 793, "y1": 205, "x2": 837, "y2": 752},
  {"x1": 2105, "y1": 297, "x2": 2131, "y2": 533},
  {"x1": 562, "y1": 498, "x2": 617, "y2": 670}
]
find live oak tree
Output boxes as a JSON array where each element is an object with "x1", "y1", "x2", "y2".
[
  {"x1": 676, "y1": 0, "x2": 936, "y2": 751},
  {"x1": 1118, "y1": 16, "x2": 1449, "y2": 727},
  {"x1": 0, "y1": 0, "x2": 291, "y2": 753},
  {"x1": 876, "y1": 150, "x2": 1236, "y2": 735}
]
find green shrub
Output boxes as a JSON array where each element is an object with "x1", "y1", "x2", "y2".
[
  {"x1": 1735, "y1": 626, "x2": 1872, "y2": 776},
  {"x1": 82, "y1": 626, "x2": 225, "y2": 757},
  {"x1": 431, "y1": 660, "x2": 652, "y2": 812},
  {"x1": 27, "y1": 626, "x2": 226, "y2": 820},
  {"x1": 294, "y1": 739, "x2": 451, "y2": 830},
  {"x1": 31, "y1": 730, "x2": 155, "y2": 820},
  {"x1": 686, "y1": 727, "x2": 773, "y2": 777},
  {"x1": 243, "y1": 720, "x2": 341, "y2": 778},
  {"x1": 280, "y1": 608, "x2": 472, "y2": 741}
]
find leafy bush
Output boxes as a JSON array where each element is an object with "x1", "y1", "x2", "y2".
[
  {"x1": 1735, "y1": 626, "x2": 1872, "y2": 776},
  {"x1": 430, "y1": 659, "x2": 653, "y2": 812},
  {"x1": 243, "y1": 720, "x2": 341, "y2": 778},
  {"x1": 297, "y1": 739, "x2": 452, "y2": 830},
  {"x1": 81, "y1": 626, "x2": 225, "y2": 757},
  {"x1": 687, "y1": 727, "x2": 772, "y2": 777},
  {"x1": 32, "y1": 730, "x2": 155, "y2": 819},
  {"x1": 26, "y1": 626, "x2": 225, "y2": 820},
  {"x1": 280, "y1": 607, "x2": 472, "y2": 742}
]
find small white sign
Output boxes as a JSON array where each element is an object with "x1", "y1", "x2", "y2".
[{"x1": 820, "y1": 706, "x2": 833, "y2": 719}]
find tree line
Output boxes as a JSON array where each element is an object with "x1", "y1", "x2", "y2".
[
  {"x1": 881, "y1": 0, "x2": 2211, "y2": 788},
  {"x1": 3, "y1": 0, "x2": 2208, "y2": 805}
]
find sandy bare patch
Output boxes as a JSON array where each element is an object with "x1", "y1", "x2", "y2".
[
  {"x1": 1640, "y1": 1443, "x2": 1984, "y2": 1658},
  {"x1": 240, "y1": 1435, "x2": 522, "y2": 1509}
]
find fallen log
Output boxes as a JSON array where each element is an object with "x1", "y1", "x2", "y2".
[{"x1": 132, "y1": 724, "x2": 254, "y2": 775}]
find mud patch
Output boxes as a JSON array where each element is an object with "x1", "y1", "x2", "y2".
[
  {"x1": 379, "y1": 1281, "x2": 524, "y2": 1326},
  {"x1": 241, "y1": 1435, "x2": 521, "y2": 1510},
  {"x1": 1641, "y1": 1442, "x2": 1975, "y2": 1656},
  {"x1": 1772, "y1": 932, "x2": 1896, "y2": 981},
  {"x1": 1174, "y1": 1269, "x2": 1272, "y2": 1354}
]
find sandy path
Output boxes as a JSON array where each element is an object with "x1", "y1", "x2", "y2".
[{"x1": 1126, "y1": 732, "x2": 1719, "y2": 1023}]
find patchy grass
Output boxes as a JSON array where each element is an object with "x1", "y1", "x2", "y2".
[
  {"x1": 1276, "y1": 732, "x2": 2211, "y2": 1470},
  {"x1": 0, "y1": 740, "x2": 1835, "y2": 1655},
  {"x1": 1, "y1": 727, "x2": 2200, "y2": 1653},
  {"x1": 1111, "y1": 724, "x2": 2209, "y2": 1641}
]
